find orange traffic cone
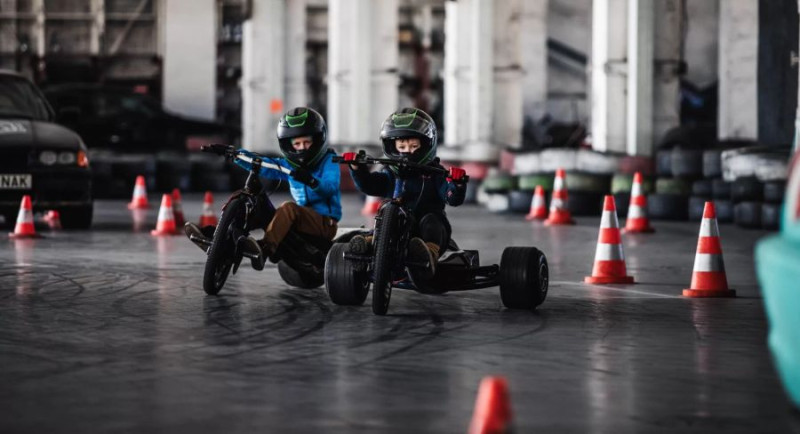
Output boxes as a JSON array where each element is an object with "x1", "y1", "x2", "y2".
[
  {"x1": 683, "y1": 202, "x2": 736, "y2": 298},
  {"x1": 544, "y1": 169, "x2": 575, "y2": 225},
  {"x1": 585, "y1": 195, "x2": 634, "y2": 284},
  {"x1": 361, "y1": 195, "x2": 383, "y2": 216},
  {"x1": 151, "y1": 194, "x2": 178, "y2": 236},
  {"x1": 9, "y1": 195, "x2": 41, "y2": 239},
  {"x1": 199, "y1": 191, "x2": 218, "y2": 227},
  {"x1": 624, "y1": 172, "x2": 654, "y2": 233},
  {"x1": 171, "y1": 188, "x2": 186, "y2": 228},
  {"x1": 525, "y1": 185, "x2": 548, "y2": 221},
  {"x1": 127, "y1": 175, "x2": 149, "y2": 210},
  {"x1": 44, "y1": 210, "x2": 62, "y2": 230},
  {"x1": 468, "y1": 376, "x2": 513, "y2": 434}
]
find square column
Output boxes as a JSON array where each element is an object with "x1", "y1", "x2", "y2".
[
  {"x1": 591, "y1": 0, "x2": 628, "y2": 153},
  {"x1": 718, "y1": 0, "x2": 758, "y2": 140},
  {"x1": 626, "y1": 0, "x2": 653, "y2": 156},
  {"x1": 285, "y1": 0, "x2": 307, "y2": 109}
]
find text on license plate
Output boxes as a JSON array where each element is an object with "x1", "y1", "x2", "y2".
[{"x1": 0, "y1": 174, "x2": 32, "y2": 189}]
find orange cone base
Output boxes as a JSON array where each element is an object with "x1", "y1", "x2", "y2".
[
  {"x1": 544, "y1": 213, "x2": 575, "y2": 226},
  {"x1": 525, "y1": 212, "x2": 547, "y2": 221},
  {"x1": 682, "y1": 288, "x2": 736, "y2": 298},
  {"x1": 9, "y1": 232, "x2": 42, "y2": 239},
  {"x1": 584, "y1": 275, "x2": 634, "y2": 284},
  {"x1": 623, "y1": 226, "x2": 655, "y2": 234},
  {"x1": 151, "y1": 229, "x2": 178, "y2": 236}
]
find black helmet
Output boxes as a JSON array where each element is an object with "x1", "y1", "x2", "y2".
[
  {"x1": 277, "y1": 107, "x2": 328, "y2": 167},
  {"x1": 380, "y1": 108, "x2": 438, "y2": 165}
]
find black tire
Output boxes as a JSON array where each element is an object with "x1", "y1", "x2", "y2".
[
  {"x1": 499, "y1": 247, "x2": 549, "y2": 309},
  {"x1": 324, "y1": 243, "x2": 370, "y2": 305},
  {"x1": 648, "y1": 194, "x2": 689, "y2": 221},
  {"x1": 655, "y1": 177, "x2": 691, "y2": 195},
  {"x1": 731, "y1": 177, "x2": 763, "y2": 202},
  {"x1": 508, "y1": 190, "x2": 533, "y2": 214},
  {"x1": 688, "y1": 196, "x2": 707, "y2": 221},
  {"x1": 763, "y1": 181, "x2": 786, "y2": 204},
  {"x1": 691, "y1": 179, "x2": 713, "y2": 199},
  {"x1": 60, "y1": 204, "x2": 94, "y2": 229},
  {"x1": 703, "y1": 149, "x2": 724, "y2": 178},
  {"x1": 714, "y1": 199, "x2": 734, "y2": 223},
  {"x1": 671, "y1": 147, "x2": 704, "y2": 178},
  {"x1": 656, "y1": 149, "x2": 672, "y2": 176},
  {"x1": 202, "y1": 196, "x2": 245, "y2": 295},
  {"x1": 762, "y1": 203, "x2": 781, "y2": 230},
  {"x1": 568, "y1": 191, "x2": 605, "y2": 216},
  {"x1": 734, "y1": 201, "x2": 762, "y2": 229},
  {"x1": 371, "y1": 202, "x2": 399, "y2": 315},
  {"x1": 279, "y1": 260, "x2": 324, "y2": 289},
  {"x1": 712, "y1": 179, "x2": 732, "y2": 199}
]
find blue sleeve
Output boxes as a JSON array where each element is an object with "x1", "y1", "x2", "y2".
[
  {"x1": 351, "y1": 166, "x2": 394, "y2": 197},
  {"x1": 312, "y1": 154, "x2": 340, "y2": 198},
  {"x1": 233, "y1": 149, "x2": 289, "y2": 181}
]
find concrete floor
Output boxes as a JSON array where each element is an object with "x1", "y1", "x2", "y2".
[{"x1": 1, "y1": 193, "x2": 798, "y2": 433}]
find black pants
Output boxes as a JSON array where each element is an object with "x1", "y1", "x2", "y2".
[{"x1": 414, "y1": 212, "x2": 451, "y2": 253}]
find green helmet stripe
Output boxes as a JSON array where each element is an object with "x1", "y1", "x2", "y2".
[
  {"x1": 285, "y1": 109, "x2": 309, "y2": 127},
  {"x1": 392, "y1": 110, "x2": 417, "y2": 128}
]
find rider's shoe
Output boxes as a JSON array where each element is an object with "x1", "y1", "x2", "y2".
[
  {"x1": 348, "y1": 235, "x2": 371, "y2": 271},
  {"x1": 184, "y1": 222, "x2": 213, "y2": 252},
  {"x1": 238, "y1": 236, "x2": 266, "y2": 271},
  {"x1": 407, "y1": 237, "x2": 437, "y2": 282}
]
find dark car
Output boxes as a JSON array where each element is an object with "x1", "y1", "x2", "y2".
[
  {"x1": 43, "y1": 84, "x2": 240, "y2": 152},
  {"x1": 0, "y1": 70, "x2": 93, "y2": 228}
]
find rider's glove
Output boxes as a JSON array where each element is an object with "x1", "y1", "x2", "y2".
[
  {"x1": 342, "y1": 152, "x2": 358, "y2": 162},
  {"x1": 290, "y1": 167, "x2": 320, "y2": 188},
  {"x1": 447, "y1": 167, "x2": 468, "y2": 184}
]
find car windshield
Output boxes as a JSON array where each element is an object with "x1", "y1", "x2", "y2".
[{"x1": 0, "y1": 76, "x2": 51, "y2": 121}]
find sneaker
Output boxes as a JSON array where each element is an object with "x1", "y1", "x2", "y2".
[
  {"x1": 185, "y1": 222, "x2": 211, "y2": 252},
  {"x1": 348, "y1": 235, "x2": 371, "y2": 271},
  {"x1": 406, "y1": 237, "x2": 436, "y2": 282},
  {"x1": 238, "y1": 236, "x2": 266, "y2": 271}
]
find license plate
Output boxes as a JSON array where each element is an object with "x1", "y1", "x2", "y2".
[{"x1": 0, "y1": 174, "x2": 32, "y2": 190}]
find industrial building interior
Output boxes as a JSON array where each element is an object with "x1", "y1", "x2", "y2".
[{"x1": 1, "y1": 0, "x2": 799, "y2": 433}]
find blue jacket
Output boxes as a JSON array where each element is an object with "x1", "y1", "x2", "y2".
[
  {"x1": 234, "y1": 149, "x2": 342, "y2": 221},
  {"x1": 349, "y1": 159, "x2": 465, "y2": 218}
]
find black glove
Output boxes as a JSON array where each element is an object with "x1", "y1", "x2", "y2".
[{"x1": 290, "y1": 167, "x2": 319, "y2": 188}]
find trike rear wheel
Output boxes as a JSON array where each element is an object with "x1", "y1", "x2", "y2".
[{"x1": 499, "y1": 247, "x2": 549, "y2": 309}]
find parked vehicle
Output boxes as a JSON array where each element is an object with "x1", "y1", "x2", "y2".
[{"x1": 0, "y1": 70, "x2": 93, "y2": 228}]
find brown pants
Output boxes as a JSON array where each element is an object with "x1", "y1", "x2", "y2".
[{"x1": 263, "y1": 202, "x2": 338, "y2": 252}]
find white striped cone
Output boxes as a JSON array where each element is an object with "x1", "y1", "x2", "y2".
[
  {"x1": 525, "y1": 185, "x2": 548, "y2": 220},
  {"x1": 683, "y1": 201, "x2": 735, "y2": 297},
  {"x1": 151, "y1": 194, "x2": 178, "y2": 236},
  {"x1": 544, "y1": 169, "x2": 575, "y2": 225},
  {"x1": 127, "y1": 175, "x2": 149, "y2": 210},
  {"x1": 9, "y1": 195, "x2": 41, "y2": 239},
  {"x1": 361, "y1": 195, "x2": 382, "y2": 216},
  {"x1": 199, "y1": 191, "x2": 218, "y2": 227},
  {"x1": 585, "y1": 195, "x2": 634, "y2": 284},
  {"x1": 624, "y1": 172, "x2": 654, "y2": 233}
]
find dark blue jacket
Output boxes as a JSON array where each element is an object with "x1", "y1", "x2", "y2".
[
  {"x1": 349, "y1": 159, "x2": 466, "y2": 218},
  {"x1": 235, "y1": 149, "x2": 342, "y2": 221}
]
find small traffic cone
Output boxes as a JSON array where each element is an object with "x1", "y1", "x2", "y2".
[
  {"x1": 544, "y1": 169, "x2": 575, "y2": 225},
  {"x1": 361, "y1": 195, "x2": 383, "y2": 216},
  {"x1": 623, "y1": 172, "x2": 655, "y2": 233},
  {"x1": 127, "y1": 175, "x2": 149, "y2": 210},
  {"x1": 585, "y1": 195, "x2": 634, "y2": 284},
  {"x1": 171, "y1": 188, "x2": 186, "y2": 228},
  {"x1": 199, "y1": 191, "x2": 218, "y2": 227},
  {"x1": 468, "y1": 376, "x2": 513, "y2": 434},
  {"x1": 151, "y1": 194, "x2": 178, "y2": 236},
  {"x1": 683, "y1": 202, "x2": 736, "y2": 298},
  {"x1": 9, "y1": 195, "x2": 41, "y2": 239},
  {"x1": 45, "y1": 210, "x2": 62, "y2": 230},
  {"x1": 525, "y1": 185, "x2": 548, "y2": 221}
]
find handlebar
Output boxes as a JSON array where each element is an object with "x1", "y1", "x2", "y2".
[
  {"x1": 200, "y1": 144, "x2": 292, "y2": 175},
  {"x1": 332, "y1": 151, "x2": 449, "y2": 177}
]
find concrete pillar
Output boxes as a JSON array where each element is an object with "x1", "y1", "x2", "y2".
[
  {"x1": 162, "y1": 0, "x2": 216, "y2": 121},
  {"x1": 285, "y1": 0, "x2": 307, "y2": 109},
  {"x1": 328, "y1": 0, "x2": 395, "y2": 146},
  {"x1": 718, "y1": 0, "x2": 758, "y2": 140},
  {"x1": 521, "y1": 0, "x2": 548, "y2": 139},
  {"x1": 371, "y1": 0, "x2": 399, "y2": 136},
  {"x1": 652, "y1": 0, "x2": 682, "y2": 150},
  {"x1": 493, "y1": 0, "x2": 523, "y2": 149},
  {"x1": 242, "y1": 0, "x2": 286, "y2": 152},
  {"x1": 444, "y1": 0, "x2": 472, "y2": 147},
  {"x1": 591, "y1": 0, "x2": 627, "y2": 153},
  {"x1": 466, "y1": 0, "x2": 494, "y2": 160},
  {"x1": 626, "y1": 0, "x2": 653, "y2": 156}
]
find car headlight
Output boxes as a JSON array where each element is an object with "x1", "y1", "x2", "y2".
[
  {"x1": 58, "y1": 151, "x2": 76, "y2": 165},
  {"x1": 39, "y1": 151, "x2": 57, "y2": 165}
]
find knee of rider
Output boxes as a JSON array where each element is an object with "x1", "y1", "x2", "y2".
[{"x1": 277, "y1": 201, "x2": 299, "y2": 217}]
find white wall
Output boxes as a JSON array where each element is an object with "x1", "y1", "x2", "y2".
[{"x1": 162, "y1": 0, "x2": 216, "y2": 121}]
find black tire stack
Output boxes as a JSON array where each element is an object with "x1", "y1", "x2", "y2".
[{"x1": 721, "y1": 146, "x2": 790, "y2": 230}]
